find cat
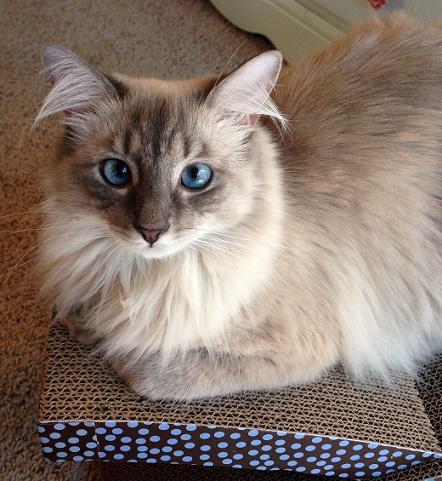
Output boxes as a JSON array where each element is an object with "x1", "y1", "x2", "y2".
[{"x1": 36, "y1": 13, "x2": 442, "y2": 401}]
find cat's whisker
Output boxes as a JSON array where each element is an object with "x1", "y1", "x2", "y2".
[
  {"x1": 192, "y1": 239, "x2": 232, "y2": 256},
  {"x1": 191, "y1": 242, "x2": 224, "y2": 262},
  {"x1": 185, "y1": 244, "x2": 207, "y2": 260},
  {"x1": 183, "y1": 227, "x2": 271, "y2": 245},
  {"x1": 0, "y1": 203, "x2": 86, "y2": 222},
  {"x1": 183, "y1": 226, "x2": 291, "y2": 262},
  {"x1": 7, "y1": 253, "x2": 41, "y2": 271},
  {"x1": 183, "y1": 228, "x2": 261, "y2": 248},
  {"x1": 193, "y1": 237, "x2": 276, "y2": 266},
  {"x1": 199, "y1": 232, "x2": 292, "y2": 266},
  {"x1": 209, "y1": 33, "x2": 255, "y2": 93},
  {"x1": 211, "y1": 232, "x2": 281, "y2": 250},
  {"x1": 0, "y1": 209, "x2": 46, "y2": 221},
  {"x1": 201, "y1": 234, "x2": 256, "y2": 250},
  {"x1": 0, "y1": 217, "x2": 97, "y2": 241},
  {"x1": 0, "y1": 227, "x2": 52, "y2": 234},
  {"x1": 192, "y1": 239, "x2": 242, "y2": 262},
  {"x1": 214, "y1": 231, "x2": 276, "y2": 245},
  {"x1": 3, "y1": 241, "x2": 54, "y2": 287},
  {"x1": 2, "y1": 228, "x2": 110, "y2": 286}
]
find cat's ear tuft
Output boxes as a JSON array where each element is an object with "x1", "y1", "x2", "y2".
[
  {"x1": 35, "y1": 45, "x2": 121, "y2": 124},
  {"x1": 208, "y1": 51, "x2": 285, "y2": 127}
]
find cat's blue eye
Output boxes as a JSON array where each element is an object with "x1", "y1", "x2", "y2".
[
  {"x1": 101, "y1": 158, "x2": 132, "y2": 187},
  {"x1": 181, "y1": 164, "x2": 212, "y2": 189}
]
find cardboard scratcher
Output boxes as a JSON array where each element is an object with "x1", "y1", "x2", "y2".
[{"x1": 37, "y1": 323, "x2": 442, "y2": 480}]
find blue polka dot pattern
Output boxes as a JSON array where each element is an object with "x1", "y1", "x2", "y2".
[
  {"x1": 38, "y1": 421, "x2": 97, "y2": 462},
  {"x1": 38, "y1": 421, "x2": 441, "y2": 478}
]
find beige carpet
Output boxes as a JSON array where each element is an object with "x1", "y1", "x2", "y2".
[
  {"x1": 0, "y1": 2, "x2": 272, "y2": 480},
  {"x1": 3, "y1": 3, "x2": 442, "y2": 481}
]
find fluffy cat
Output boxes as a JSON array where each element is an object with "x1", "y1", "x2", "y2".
[{"x1": 36, "y1": 13, "x2": 442, "y2": 400}]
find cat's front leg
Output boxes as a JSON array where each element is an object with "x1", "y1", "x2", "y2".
[
  {"x1": 112, "y1": 336, "x2": 338, "y2": 401},
  {"x1": 59, "y1": 297, "x2": 101, "y2": 346},
  {"x1": 60, "y1": 316, "x2": 98, "y2": 346}
]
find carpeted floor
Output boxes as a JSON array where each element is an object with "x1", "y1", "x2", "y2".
[{"x1": 0, "y1": 2, "x2": 272, "y2": 480}]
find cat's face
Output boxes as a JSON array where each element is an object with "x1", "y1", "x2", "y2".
[
  {"x1": 38, "y1": 46, "x2": 283, "y2": 259},
  {"x1": 49, "y1": 85, "x2": 260, "y2": 259}
]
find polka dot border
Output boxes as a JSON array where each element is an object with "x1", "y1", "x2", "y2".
[
  {"x1": 38, "y1": 421, "x2": 98, "y2": 462},
  {"x1": 38, "y1": 421, "x2": 442, "y2": 477}
]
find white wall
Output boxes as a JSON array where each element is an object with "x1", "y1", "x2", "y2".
[{"x1": 209, "y1": 0, "x2": 442, "y2": 63}]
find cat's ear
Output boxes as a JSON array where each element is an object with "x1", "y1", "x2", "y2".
[
  {"x1": 35, "y1": 45, "x2": 123, "y2": 125},
  {"x1": 208, "y1": 51, "x2": 285, "y2": 127}
]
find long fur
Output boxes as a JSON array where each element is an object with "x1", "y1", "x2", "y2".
[{"x1": 36, "y1": 13, "x2": 442, "y2": 400}]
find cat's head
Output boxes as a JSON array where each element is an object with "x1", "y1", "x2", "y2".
[{"x1": 36, "y1": 46, "x2": 284, "y2": 259}]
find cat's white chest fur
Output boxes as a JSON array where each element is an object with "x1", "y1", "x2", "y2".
[{"x1": 41, "y1": 212, "x2": 279, "y2": 358}]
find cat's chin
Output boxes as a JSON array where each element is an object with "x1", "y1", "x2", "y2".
[
  {"x1": 136, "y1": 242, "x2": 183, "y2": 260},
  {"x1": 115, "y1": 233, "x2": 188, "y2": 260}
]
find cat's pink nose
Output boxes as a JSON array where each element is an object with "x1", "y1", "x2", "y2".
[{"x1": 136, "y1": 225, "x2": 169, "y2": 246}]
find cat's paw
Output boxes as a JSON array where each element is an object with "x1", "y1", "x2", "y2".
[
  {"x1": 111, "y1": 352, "x2": 224, "y2": 401},
  {"x1": 113, "y1": 358, "x2": 190, "y2": 401},
  {"x1": 60, "y1": 317, "x2": 97, "y2": 346}
]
